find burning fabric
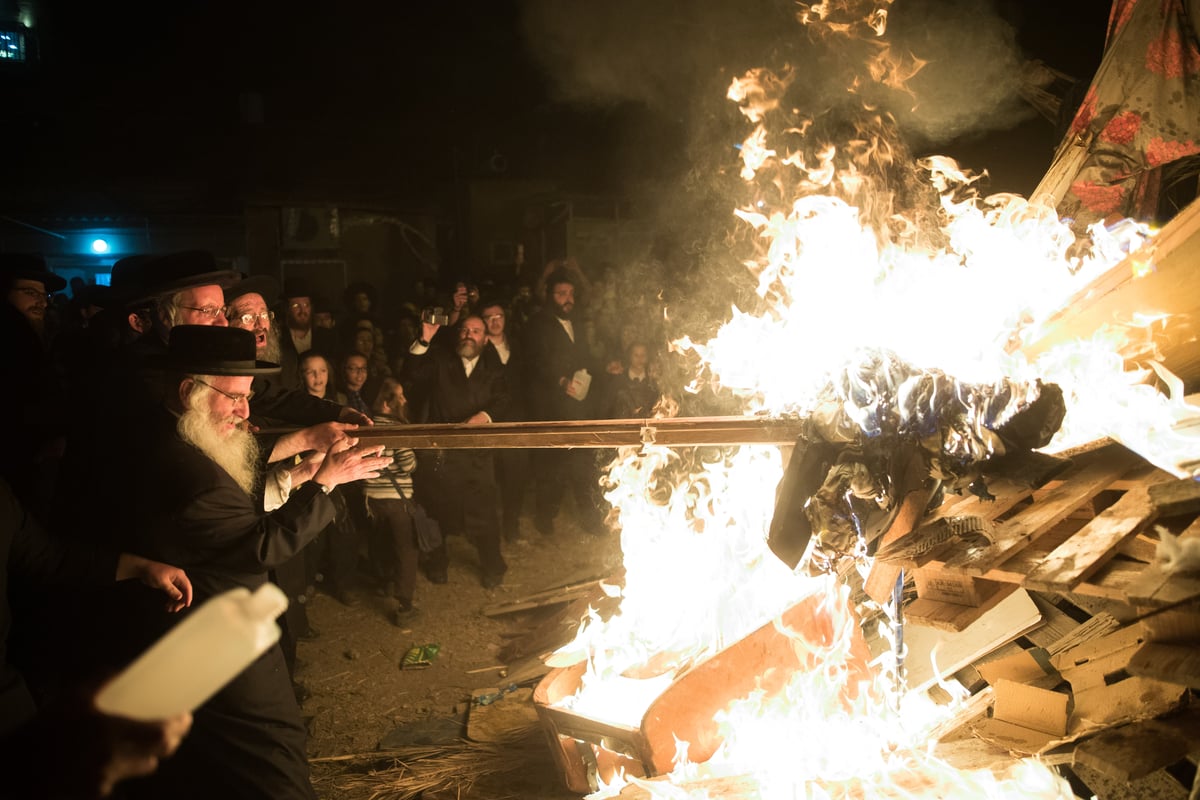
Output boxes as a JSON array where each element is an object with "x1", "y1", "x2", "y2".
[{"x1": 769, "y1": 349, "x2": 1067, "y2": 574}]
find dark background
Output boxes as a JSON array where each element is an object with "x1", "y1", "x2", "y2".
[{"x1": 2, "y1": 0, "x2": 1109, "y2": 213}]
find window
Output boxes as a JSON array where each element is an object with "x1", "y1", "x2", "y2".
[{"x1": 0, "y1": 29, "x2": 25, "y2": 62}]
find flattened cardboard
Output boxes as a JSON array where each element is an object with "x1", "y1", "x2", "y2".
[
  {"x1": 977, "y1": 648, "x2": 1054, "y2": 686},
  {"x1": 992, "y1": 679, "x2": 1069, "y2": 736}
]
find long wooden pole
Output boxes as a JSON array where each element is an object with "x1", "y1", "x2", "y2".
[{"x1": 272, "y1": 416, "x2": 808, "y2": 450}]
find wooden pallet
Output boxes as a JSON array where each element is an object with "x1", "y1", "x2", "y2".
[{"x1": 875, "y1": 441, "x2": 1196, "y2": 632}]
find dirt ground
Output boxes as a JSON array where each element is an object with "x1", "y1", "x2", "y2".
[{"x1": 298, "y1": 507, "x2": 623, "y2": 800}]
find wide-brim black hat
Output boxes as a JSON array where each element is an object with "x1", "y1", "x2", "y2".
[
  {"x1": 115, "y1": 250, "x2": 240, "y2": 306},
  {"x1": 0, "y1": 252, "x2": 67, "y2": 293},
  {"x1": 160, "y1": 326, "x2": 281, "y2": 376},
  {"x1": 224, "y1": 274, "x2": 280, "y2": 306}
]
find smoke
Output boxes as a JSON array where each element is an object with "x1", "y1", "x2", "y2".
[{"x1": 518, "y1": 0, "x2": 1040, "y2": 400}]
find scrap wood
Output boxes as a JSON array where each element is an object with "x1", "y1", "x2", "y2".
[
  {"x1": 1124, "y1": 516, "x2": 1200, "y2": 606},
  {"x1": 1149, "y1": 478, "x2": 1200, "y2": 517},
  {"x1": 1024, "y1": 477, "x2": 1167, "y2": 593},
  {"x1": 943, "y1": 447, "x2": 1140, "y2": 577},
  {"x1": 497, "y1": 594, "x2": 604, "y2": 664},
  {"x1": 482, "y1": 575, "x2": 612, "y2": 618},
  {"x1": 1072, "y1": 709, "x2": 1200, "y2": 782}
]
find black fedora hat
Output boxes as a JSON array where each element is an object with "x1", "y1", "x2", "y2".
[
  {"x1": 116, "y1": 250, "x2": 240, "y2": 305},
  {"x1": 225, "y1": 274, "x2": 280, "y2": 306},
  {"x1": 281, "y1": 277, "x2": 313, "y2": 300},
  {"x1": 0, "y1": 252, "x2": 67, "y2": 293},
  {"x1": 163, "y1": 326, "x2": 281, "y2": 376}
]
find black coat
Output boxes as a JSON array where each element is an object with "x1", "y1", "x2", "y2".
[
  {"x1": 122, "y1": 409, "x2": 335, "y2": 800},
  {"x1": 401, "y1": 346, "x2": 511, "y2": 425},
  {"x1": 520, "y1": 309, "x2": 598, "y2": 421}
]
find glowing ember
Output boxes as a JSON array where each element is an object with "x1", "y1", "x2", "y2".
[{"x1": 549, "y1": 2, "x2": 1196, "y2": 798}]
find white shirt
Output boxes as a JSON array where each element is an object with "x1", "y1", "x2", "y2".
[
  {"x1": 557, "y1": 317, "x2": 575, "y2": 343},
  {"x1": 462, "y1": 355, "x2": 479, "y2": 377},
  {"x1": 489, "y1": 338, "x2": 510, "y2": 365},
  {"x1": 290, "y1": 328, "x2": 313, "y2": 354}
]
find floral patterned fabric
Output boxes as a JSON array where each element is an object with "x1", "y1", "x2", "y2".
[{"x1": 1055, "y1": 0, "x2": 1200, "y2": 228}]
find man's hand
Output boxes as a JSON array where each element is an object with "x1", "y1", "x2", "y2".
[
  {"x1": 313, "y1": 438, "x2": 393, "y2": 491},
  {"x1": 288, "y1": 450, "x2": 327, "y2": 487},
  {"x1": 420, "y1": 320, "x2": 439, "y2": 344},
  {"x1": 115, "y1": 555, "x2": 193, "y2": 613},
  {"x1": 271, "y1": 421, "x2": 359, "y2": 462},
  {"x1": 98, "y1": 710, "x2": 193, "y2": 796},
  {"x1": 337, "y1": 407, "x2": 372, "y2": 425},
  {"x1": 464, "y1": 411, "x2": 492, "y2": 425}
]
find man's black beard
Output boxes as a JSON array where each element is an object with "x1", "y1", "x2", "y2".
[{"x1": 554, "y1": 303, "x2": 573, "y2": 321}]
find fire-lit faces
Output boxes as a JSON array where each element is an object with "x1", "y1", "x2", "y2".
[
  {"x1": 353, "y1": 327, "x2": 374, "y2": 357},
  {"x1": 299, "y1": 354, "x2": 329, "y2": 398},
  {"x1": 189, "y1": 374, "x2": 254, "y2": 435},
  {"x1": 372, "y1": 378, "x2": 407, "y2": 416},
  {"x1": 6, "y1": 278, "x2": 50, "y2": 326},
  {"x1": 176, "y1": 285, "x2": 229, "y2": 327},
  {"x1": 313, "y1": 309, "x2": 334, "y2": 329},
  {"x1": 352, "y1": 291, "x2": 371, "y2": 314},
  {"x1": 286, "y1": 297, "x2": 311, "y2": 330},
  {"x1": 550, "y1": 282, "x2": 575, "y2": 319},
  {"x1": 456, "y1": 316, "x2": 487, "y2": 359},
  {"x1": 227, "y1": 293, "x2": 272, "y2": 352},
  {"x1": 343, "y1": 354, "x2": 368, "y2": 393},
  {"x1": 628, "y1": 343, "x2": 649, "y2": 372},
  {"x1": 481, "y1": 305, "x2": 506, "y2": 338}
]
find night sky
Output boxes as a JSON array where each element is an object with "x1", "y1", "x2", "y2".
[{"x1": 2, "y1": 0, "x2": 1110, "y2": 213}]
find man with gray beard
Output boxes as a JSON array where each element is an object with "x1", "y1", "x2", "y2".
[
  {"x1": 224, "y1": 275, "x2": 369, "y2": 428},
  {"x1": 123, "y1": 326, "x2": 392, "y2": 800}
]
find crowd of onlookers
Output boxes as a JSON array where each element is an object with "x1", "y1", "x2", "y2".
[{"x1": 0, "y1": 249, "x2": 679, "y2": 798}]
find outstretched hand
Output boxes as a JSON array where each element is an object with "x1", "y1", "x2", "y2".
[{"x1": 313, "y1": 438, "x2": 393, "y2": 491}]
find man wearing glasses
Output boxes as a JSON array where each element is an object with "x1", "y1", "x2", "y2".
[
  {"x1": 224, "y1": 275, "x2": 370, "y2": 428},
  {"x1": 121, "y1": 325, "x2": 390, "y2": 799},
  {"x1": 279, "y1": 278, "x2": 336, "y2": 367}
]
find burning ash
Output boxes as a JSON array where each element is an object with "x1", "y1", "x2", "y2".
[{"x1": 548, "y1": 2, "x2": 1197, "y2": 798}]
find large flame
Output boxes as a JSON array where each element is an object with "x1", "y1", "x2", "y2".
[{"x1": 551, "y1": 2, "x2": 1196, "y2": 798}]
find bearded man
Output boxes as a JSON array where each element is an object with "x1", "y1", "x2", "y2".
[
  {"x1": 224, "y1": 275, "x2": 369, "y2": 428},
  {"x1": 122, "y1": 326, "x2": 391, "y2": 800},
  {"x1": 522, "y1": 267, "x2": 606, "y2": 537},
  {"x1": 403, "y1": 314, "x2": 511, "y2": 588}
]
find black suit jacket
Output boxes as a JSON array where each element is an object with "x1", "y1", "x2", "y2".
[
  {"x1": 401, "y1": 346, "x2": 511, "y2": 425},
  {"x1": 521, "y1": 309, "x2": 597, "y2": 421}
]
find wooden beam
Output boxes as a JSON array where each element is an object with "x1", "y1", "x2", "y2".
[
  {"x1": 266, "y1": 415, "x2": 810, "y2": 450},
  {"x1": 1022, "y1": 198, "x2": 1200, "y2": 390}
]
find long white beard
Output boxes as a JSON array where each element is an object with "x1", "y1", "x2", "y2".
[{"x1": 177, "y1": 383, "x2": 261, "y2": 496}]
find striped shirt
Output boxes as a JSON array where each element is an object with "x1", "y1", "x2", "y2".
[{"x1": 361, "y1": 413, "x2": 417, "y2": 500}]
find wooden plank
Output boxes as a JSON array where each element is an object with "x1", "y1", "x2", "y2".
[
  {"x1": 905, "y1": 582, "x2": 1019, "y2": 632},
  {"x1": 1072, "y1": 558, "x2": 1153, "y2": 602},
  {"x1": 1024, "y1": 478, "x2": 1167, "y2": 593},
  {"x1": 1123, "y1": 516, "x2": 1200, "y2": 606},
  {"x1": 942, "y1": 447, "x2": 1140, "y2": 576},
  {"x1": 483, "y1": 578, "x2": 608, "y2": 617},
  {"x1": 876, "y1": 482, "x2": 1032, "y2": 568},
  {"x1": 1149, "y1": 478, "x2": 1200, "y2": 516},
  {"x1": 271, "y1": 415, "x2": 812, "y2": 450},
  {"x1": 1021, "y1": 197, "x2": 1200, "y2": 392}
]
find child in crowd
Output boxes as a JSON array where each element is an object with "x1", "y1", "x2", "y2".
[{"x1": 363, "y1": 378, "x2": 421, "y2": 626}]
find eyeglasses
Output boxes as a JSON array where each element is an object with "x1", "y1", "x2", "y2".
[
  {"x1": 289, "y1": 301, "x2": 311, "y2": 310},
  {"x1": 180, "y1": 304, "x2": 228, "y2": 320},
  {"x1": 483, "y1": 313, "x2": 504, "y2": 321},
  {"x1": 192, "y1": 378, "x2": 255, "y2": 405},
  {"x1": 13, "y1": 287, "x2": 51, "y2": 302},
  {"x1": 230, "y1": 310, "x2": 274, "y2": 327}
]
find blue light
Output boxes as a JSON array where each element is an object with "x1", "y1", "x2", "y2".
[{"x1": 91, "y1": 238, "x2": 110, "y2": 254}]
